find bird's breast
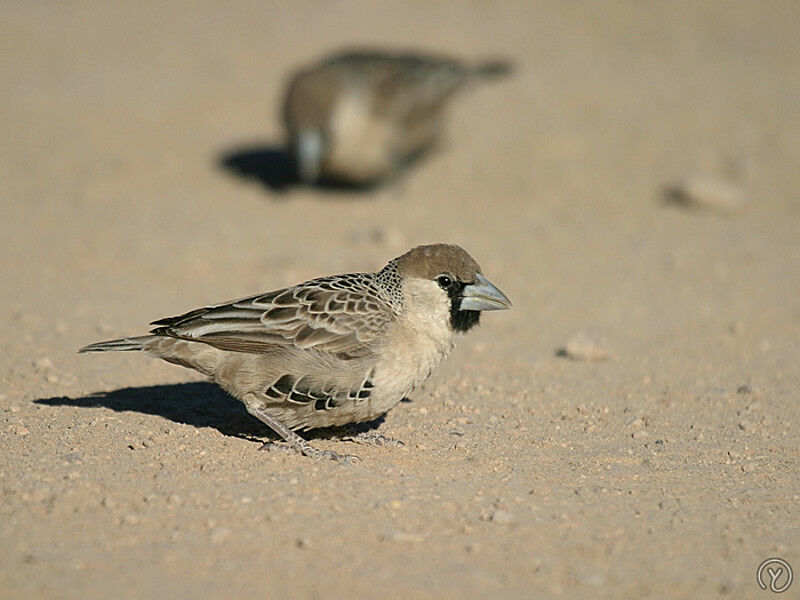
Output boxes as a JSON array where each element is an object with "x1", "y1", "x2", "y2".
[
  {"x1": 324, "y1": 89, "x2": 395, "y2": 182},
  {"x1": 371, "y1": 312, "x2": 456, "y2": 406}
]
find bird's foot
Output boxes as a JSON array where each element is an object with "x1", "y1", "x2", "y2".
[
  {"x1": 259, "y1": 439, "x2": 360, "y2": 463},
  {"x1": 247, "y1": 402, "x2": 360, "y2": 463},
  {"x1": 306, "y1": 447, "x2": 361, "y2": 463},
  {"x1": 258, "y1": 441, "x2": 295, "y2": 454},
  {"x1": 345, "y1": 430, "x2": 406, "y2": 448}
]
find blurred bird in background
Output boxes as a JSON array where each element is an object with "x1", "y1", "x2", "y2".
[{"x1": 283, "y1": 49, "x2": 513, "y2": 186}]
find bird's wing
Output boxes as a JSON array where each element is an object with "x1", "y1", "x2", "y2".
[
  {"x1": 327, "y1": 52, "x2": 467, "y2": 120},
  {"x1": 150, "y1": 274, "x2": 396, "y2": 357},
  {"x1": 371, "y1": 55, "x2": 468, "y2": 120}
]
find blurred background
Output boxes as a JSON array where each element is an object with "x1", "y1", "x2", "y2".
[{"x1": 1, "y1": 2, "x2": 798, "y2": 598}]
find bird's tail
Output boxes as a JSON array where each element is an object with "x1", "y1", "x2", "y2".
[
  {"x1": 78, "y1": 335, "x2": 154, "y2": 353},
  {"x1": 470, "y1": 58, "x2": 515, "y2": 80}
]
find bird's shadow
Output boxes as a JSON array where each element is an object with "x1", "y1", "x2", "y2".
[
  {"x1": 218, "y1": 144, "x2": 300, "y2": 194},
  {"x1": 35, "y1": 382, "x2": 390, "y2": 442},
  {"x1": 217, "y1": 143, "x2": 385, "y2": 195},
  {"x1": 216, "y1": 141, "x2": 438, "y2": 196}
]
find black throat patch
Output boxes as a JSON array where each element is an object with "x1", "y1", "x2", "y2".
[{"x1": 448, "y1": 282, "x2": 481, "y2": 332}]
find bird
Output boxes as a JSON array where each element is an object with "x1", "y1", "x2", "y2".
[
  {"x1": 282, "y1": 48, "x2": 513, "y2": 186},
  {"x1": 80, "y1": 244, "x2": 512, "y2": 462}
]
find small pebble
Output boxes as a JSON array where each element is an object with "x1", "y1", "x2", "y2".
[
  {"x1": 560, "y1": 331, "x2": 610, "y2": 362},
  {"x1": 583, "y1": 574, "x2": 606, "y2": 587},
  {"x1": 121, "y1": 513, "x2": 141, "y2": 525},
  {"x1": 210, "y1": 527, "x2": 231, "y2": 543},
  {"x1": 383, "y1": 531, "x2": 426, "y2": 544},
  {"x1": 295, "y1": 538, "x2": 309, "y2": 550},
  {"x1": 13, "y1": 424, "x2": 30, "y2": 436},
  {"x1": 64, "y1": 453, "x2": 83, "y2": 465},
  {"x1": 738, "y1": 420, "x2": 756, "y2": 433},
  {"x1": 27, "y1": 487, "x2": 51, "y2": 503},
  {"x1": 632, "y1": 430, "x2": 649, "y2": 440},
  {"x1": 664, "y1": 176, "x2": 745, "y2": 213},
  {"x1": 488, "y1": 508, "x2": 516, "y2": 525},
  {"x1": 33, "y1": 358, "x2": 55, "y2": 374}
]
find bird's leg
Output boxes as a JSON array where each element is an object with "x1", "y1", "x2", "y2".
[
  {"x1": 343, "y1": 421, "x2": 406, "y2": 447},
  {"x1": 246, "y1": 404, "x2": 360, "y2": 463}
]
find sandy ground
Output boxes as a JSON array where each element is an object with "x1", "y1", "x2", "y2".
[{"x1": 2, "y1": 2, "x2": 799, "y2": 598}]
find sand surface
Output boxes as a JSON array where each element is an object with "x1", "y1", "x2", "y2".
[{"x1": 2, "y1": 2, "x2": 799, "y2": 598}]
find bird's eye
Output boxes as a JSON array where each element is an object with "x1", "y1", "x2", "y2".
[{"x1": 436, "y1": 274, "x2": 453, "y2": 289}]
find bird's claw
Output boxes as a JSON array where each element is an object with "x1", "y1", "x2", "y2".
[
  {"x1": 345, "y1": 431, "x2": 406, "y2": 447},
  {"x1": 258, "y1": 441, "x2": 295, "y2": 454},
  {"x1": 259, "y1": 440, "x2": 360, "y2": 463},
  {"x1": 313, "y1": 448, "x2": 361, "y2": 463}
]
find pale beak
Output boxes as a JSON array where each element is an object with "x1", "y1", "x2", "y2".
[
  {"x1": 295, "y1": 128, "x2": 324, "y2": 182},
  {"x1": 460, "y1": 274, "x2": 512, "y2": 311}
]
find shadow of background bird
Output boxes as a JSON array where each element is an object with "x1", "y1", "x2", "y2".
[{"x1": 218, "y1": 145, "x2": 300, "y2": 193}]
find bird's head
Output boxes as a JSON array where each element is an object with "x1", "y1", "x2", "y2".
[
  {"x1": 394, "y1": 244, "x2": 512, "y2": 333},
  {"x1": 283, "y1": 67, "x2": 340, "y2": 183},
  {"x1": 293, "y1": 128, "x2": 327, "y2": 183}
]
